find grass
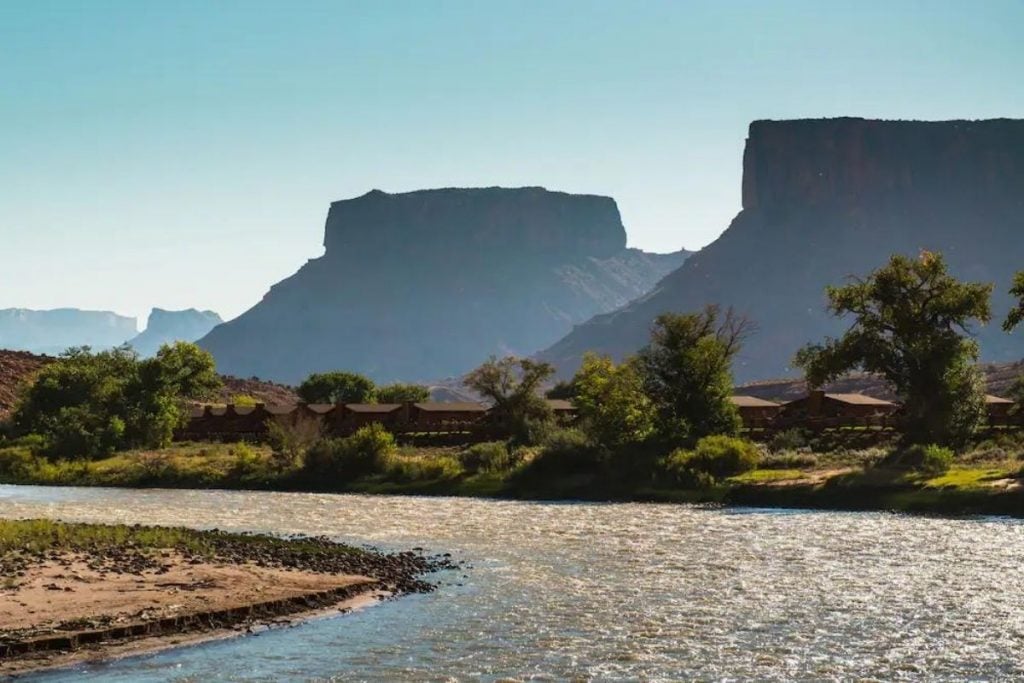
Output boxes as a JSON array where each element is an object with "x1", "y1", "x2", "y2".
[{"x1": 1, "y1": 438, "x2": 1023, "y2": 518}]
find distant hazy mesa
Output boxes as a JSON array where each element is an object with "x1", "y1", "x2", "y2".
[{"x1": 198, "y1": 187, "x2": 689, "y2": 384}]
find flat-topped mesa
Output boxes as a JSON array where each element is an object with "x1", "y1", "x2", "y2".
[
  {"x1": 323, "y1": 187, "x2": 627, "y2": 263},
  {"x1": 742, "y1": 117, "x2": 1024, "y2": 211}
]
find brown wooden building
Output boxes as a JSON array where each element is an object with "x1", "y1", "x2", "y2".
[
  {"x1": 781, "y1": 391, "x2": 898, "y2": 420},
  {"x1": 730, "y1": 395, "x2": 782, "y2": 424}
]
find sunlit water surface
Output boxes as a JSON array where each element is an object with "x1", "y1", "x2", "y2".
[{"x1": 1, "y1": 485, "x2": 1022, "y2": 681}]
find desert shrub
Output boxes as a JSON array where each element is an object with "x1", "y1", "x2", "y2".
[
  {"x1": 266, "y1": 414, "x2": 324, "y2": 471},
  {"x1": 769, "y1": 428, "x2": 810, "y2": 453},
  {"x1": 303, "y1": 424, "x2": 396, "y2": 483},
  {"x1": 0, "y1": 446, "x2": 39, "y2": 481},
  {"x1": 761, "y1": 451, "x2": 819, "y2": 469},
  {"x1": 386, "y1": 455, "x2": 463, "y2": 483},
  {"x1": 459, "y1": 441, "x2": 519, "y2": 474},
  {"x1": 883, "y1": 444, "x2": 954, "y2": 476},
  {"x1": 231, "y1": 443, "x2": 266, "y2": 479},
  {"x1": 232, "y1": 394, "x2": 259, "y2": 407},
  {"x1": 663, "y1": 435, "x2": 760, "y2": 487}
]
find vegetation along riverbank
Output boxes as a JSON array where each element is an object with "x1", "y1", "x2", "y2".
[
  {"x1": 0, "y1": 519, "x2": 452, "y2": 675},
  {"x1": 1, "y1": 252, "x2": 1024, "y2": 518}
]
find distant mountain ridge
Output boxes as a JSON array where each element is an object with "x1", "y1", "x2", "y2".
[
  {"x1": 539, "y1": 118, "x2": 1024, "y2": 382},
  {"x1": 0, "y1": 308, "x2": 137, "y2": 355},
  {"x1": 200, "y1": 186, "x2": 689, "y2": 384}
]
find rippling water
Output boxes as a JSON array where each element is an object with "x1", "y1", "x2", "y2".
[{"x1": 2, "y1": 485, "x2": 1023, "y2": 681}]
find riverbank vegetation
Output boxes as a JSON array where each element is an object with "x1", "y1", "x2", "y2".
[{"x1": 0, "y1": 254, "x2": 1023, "y2": 518}]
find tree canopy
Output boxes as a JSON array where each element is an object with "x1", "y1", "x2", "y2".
[
  {"x1": 297, "y1": 371, "x2": 376, "y2": 404},
  {"x1": 375, "y1": 383, "x2": 431, "y2": 404},
  {"x1": 1004, "y1": 271, "x2": 1024, "y2": 332},
  {"x1": 571, "y1": 353, "x2": 653, "y2": 448},
  {"x1": 634, "y1": 306, "x2": 748, "y2": 446},
  {"x1": 463, "y1": 356, "x2": 554, "y2": 437},
  {"x1": 794, "y1": 251, "x2": 992, "y2": 445},
  {"x1": 13, "y1": 342, "x2": 221, "y2": 459}
]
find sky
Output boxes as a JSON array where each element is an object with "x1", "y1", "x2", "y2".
[{"x1": 2, "y1": 0, "x2": 1023, "y2": 328}]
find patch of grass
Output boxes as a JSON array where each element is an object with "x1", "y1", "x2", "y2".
[
  {"x1": 920, "y1": 465, "x2": 1015, "y2": 490},
  {"x1": 728, "y1": 468, "x2": 804, "y2": 484}
]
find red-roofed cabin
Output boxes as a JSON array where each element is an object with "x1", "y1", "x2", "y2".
[
  {"x1": 411, "y1": 402, "x2": 488, "y2": 427},
  {"x1": 985, "y1": 394, "x2": 1016, "y2": 422},
  {"x1": 730, "y1": 395, "x2": 782, "y2": 425},
  {"x1": 782, "y1": 391, "x2": 897, "y2": 419},
  {"x1": 339, "y1": 403, "x2": 405, "y2": 431}
]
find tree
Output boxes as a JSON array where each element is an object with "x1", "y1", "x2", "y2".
[
  {"x1": 463, "y1": 356, "x2": 555, "y2": 437},
  {"x1": 571, "y1": 353, "x2": 653, "y2": 448},
  {"x1": 635, "y1": 306, "x2": 749, "y2": 446},
  {"x1": 297, "y1": 371, "x2": 376, "y2": 404},
  {"x1": 375, "y1": 383, "x2": 430, "y2": 403},
  {"x1": 11, "y1": 342, "x2": 221, "y2": 458},
  {"x1": 794, "y1": 251, "x2": 992, "y2": 445},
  {"x1": 545, "y1": 380, "x2": 577, "y2": 400},
  {"x1": 1004, "y1": 271, "x2": 1024, "y2": 332}
]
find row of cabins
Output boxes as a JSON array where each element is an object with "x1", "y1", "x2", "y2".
[
  {"x1": 179, "y1": 399, "x2": 577, "y2": 442},
  {"x1": 730, "y1": 390, "x2": 1020, "y2": 431}
]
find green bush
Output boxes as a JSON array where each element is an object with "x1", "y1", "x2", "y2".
[
  {"x1": 0, "y1": 446, "x2": 39, "y2": 481},
  {"x1": 885, "y1": 444, "x2": 954, "y2": 476},
  {"x1": 761, "y1": 451, "x2": 819, "y2": 470},
  {"x1": 459, "y1": 441, "x2": 520, "y2": 474},
  {"x1": 769, "y1": 428, "x2": 810, "y2": 453},
  {"x1": 525, "y1": 427, "x2": 604, "y2": 476},
  {"x1": 303, "y1": 424, "x2": 396, "y2": 482},
  {"x1": 386, "y1": 455, "x2": 463, "y2": 483},
  {"x1": 663, "y1": 435, "x2": 760, "y2": 486}
]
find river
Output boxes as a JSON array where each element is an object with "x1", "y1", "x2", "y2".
[{"x1": 1, "y1": 485, "x2": 1022, "y2": 681}]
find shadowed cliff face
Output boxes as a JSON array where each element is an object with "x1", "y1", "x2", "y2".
[
  {"x1": 199, "y1": 187, "x2": 688, "y2": 384},
  {"x1": 540, "y1": 118, "x2": 1024, "y2": 382}
]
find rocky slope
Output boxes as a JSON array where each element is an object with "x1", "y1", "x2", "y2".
[
  {"x1": 127, "y1": 308, "x2": 223, "y2": 357},
  {"x1": 540, "y1": 118, "x2": 1024, "y2": 382},
  {"x1": 0, "y1": 309, "x2": 137, "y2": 356},
  {"x1": 200, "y1": 187, "x2": 688, "y2": 384}
]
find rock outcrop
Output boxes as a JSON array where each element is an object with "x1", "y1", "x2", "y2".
[
  {"x1": 540, "y1": 118, "x2": 1024, "y2": 381},
  {"x1": 127, "y1": 308, "x2": 223, "y2": 357},
  {"x1": 199, "y1": 187, "x2": 688, "y2": 383},
  {"x1": 0, "y1": 309, "x2": 137, "y2": 356}
]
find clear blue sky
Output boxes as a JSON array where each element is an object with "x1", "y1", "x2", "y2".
[{"x1": 2, "y1": 0, "x2": 1022, "y2": 326}]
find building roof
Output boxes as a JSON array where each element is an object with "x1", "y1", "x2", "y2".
[
  {"x1": 414, "y1": 402, "x2": 488, "y2": 412},
  {"x1": 304, "y1": 403, "x2": 337, "y2": 414},
  {"x1": 264, "y1": 404, "x2": 297, "y2": 415},
  {"x1": 730, "y1": 395, "x2": 781, "y2": 408},
  {"x1": 346, "y1": 403, "x2": 403, "y2": 413},
  {"x1": 545, "y1": 399, "x2": 576, "y2": 411},
  {"x1": 824, "y1": 393, "x2": 895, "y2": 406},
  {"x1": 985, "y1": 394, "x2": 1014, "y2": 404}
]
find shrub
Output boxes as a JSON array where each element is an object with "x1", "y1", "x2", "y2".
[
  {"x1": 386, "y1": 455, "x2": 463, "y2": 483},
  {"x1": 459, "y1": 441, "x2": 521, "y2": 474},
  {"x1": 303, "y1": 424, "x2": 396, "y2": 483},
  {"x1": 761, "y1": 451, "x2": 819, "y2": 470},
  {"x1": 0, "y1": 446, "x2": 39, "y2": 481},
  {"x1": 769, "y1": 428, "x2": 810, "y2": 453},
  {"x1": 266, "y1": 414, "x2": 324, "y2": 471},
  {"x1": 884, "y1": 444, "x2": 954, "y2": 476},
  {"x1": 663, "y1": 435, "x2": 760, "y2": 487},
  {"x1": 525, "y1": 427, "x2": 604, "y2": 476}
]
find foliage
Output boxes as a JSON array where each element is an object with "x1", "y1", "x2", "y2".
[
  {"x1": 884, "y1": 444, "x2": 954, "y2": 476},
  {"x1": 375, "y1": 383, "x2": 430, "y2": 404},
  {"x1": 303, "y1": 424, "x2": 396, "y2": 482},
  {"x1": 297, "y1": 371, "x2": 376, "y2": 404},
  {"x1": 1003, "y1": 271, "x2": 1024, "y2": 332},
  {"x1": 266, "y1": 413, "x2": 325, "y2": 470},
  {"x1": 571, "y1": 353, "x2": 653, "y2": 449},
  {"x1": 463, "y1": 356, "x2": 555, "y2": 441},
  {"x1": 545, "y1": 380, "x2": 577, "y2": 400},
  {"x1": 232, "y1": 394, "x2": 259, "y2": 407},
  {"x1": 524, "y1": 427, "x2": 604, "y2": 476},
  {"x1": 768, "y1": 428, "x2": 810, "y2": 453},
  {"x1": 11, "y1": 342, "x2": 220, "y2": 459},
  {"x1": 794, "y1": 252, "x2": 992, "y2": 446},
  {"x1": 635, "y1": 306, "x2": 748, "y2": 446},
  {"x1": 459, "y1": 441, "x2": 520, "y2": 474},
  {"x1": 663, "y1": 435, "x2": 761, "y2": 486},
  {"x1": 385, "y1": 454, "x2": 463, "y2": 483},
  {"x1": 760, "y1": 451, "x2": 819, "y2": 469}
]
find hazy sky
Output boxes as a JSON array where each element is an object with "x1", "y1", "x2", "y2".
[{"x1": 2, "y1": 0, "x2": 1022, "y2": 326}]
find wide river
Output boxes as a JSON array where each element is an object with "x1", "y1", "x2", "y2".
[{"x1": 1, "y1": 485, "x2": 1023, "y2": 681}]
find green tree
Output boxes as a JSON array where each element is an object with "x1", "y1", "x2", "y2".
[
  {"x1": 297, "y1": 371, "x2": 376, "y2": 404},
  {"x1": 571, "y1": 353, "x2": 653, "y2": 448},
  {"x1": 794, "y1": 252, "x2": 992, "y2": 445},
  {"x1": 545, "y1": 380, "x2": 577, "y2": 400},
  {"x1": 11, "y1": 342, "x2": 220, "y2": 458},
  {"x1": 375, "y1": 383, "x2": 430, "y2": 403},
  {"x1": 463, "y1": 356, "x2": 555, "y2": 438},
  {"x1": 635, "y1": 306, "x2": 748, "y2": 446},
  {"x1": 1004, "y1": 271, "x2": 1024, "y2": 332}
]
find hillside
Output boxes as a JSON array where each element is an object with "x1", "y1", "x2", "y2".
[
  {"x1": 200, "y1": 187, "x2": 689, "y2": 384},
  {"x1": 539, "y1": 118, "x2": 1024, "y2": 382}
]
